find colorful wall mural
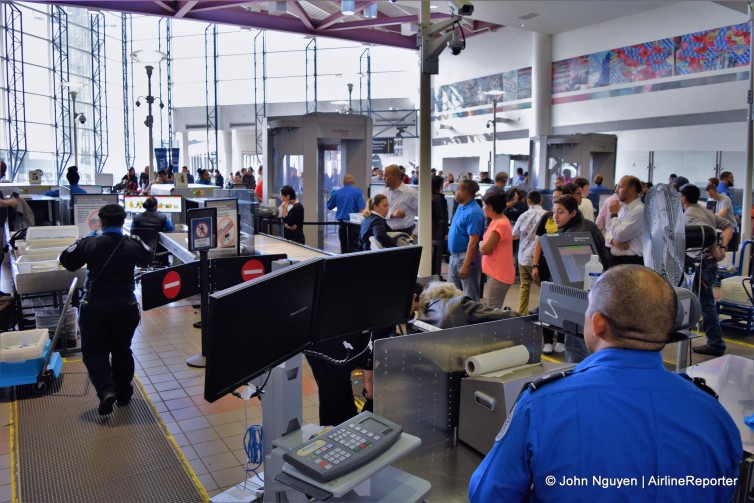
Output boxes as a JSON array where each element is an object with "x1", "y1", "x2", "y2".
[
  {"x1": 552, "y1": 22, "x2": 750, "y2": 94},
  {"x1": 431, "y1": 22, "x2": 750, "y2": 118},
  {"x1": 433, "y1": 67, "x2": 532, "y2": 113}
]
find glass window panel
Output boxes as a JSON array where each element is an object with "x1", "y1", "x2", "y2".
[
  {"x1": 21, "y1": 36, "x2": 51, "y2": 67},
  {"x1": 24, "y1": 94, "x2": 53, "y2": 124},
  {"x1": 653, "y1": 151, "x2": 717, "y2": 188}
]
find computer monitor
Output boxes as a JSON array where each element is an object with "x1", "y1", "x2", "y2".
[
  {"x1": 204, "y1": 258, "x2": 322, "y2": 402},
  {"x1": 124, "y1": 195, "x2": 183, "y2": 213},
  {"x1": 312, "y1": 246, "x2": 422, "y2": 343},
  {"x1": 539, "y1": 232, "x2": 601, "y2": 290}
]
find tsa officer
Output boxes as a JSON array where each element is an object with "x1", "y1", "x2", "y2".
[{"x1": 60, "y1": 204, "x2": 152, "y2": 415}]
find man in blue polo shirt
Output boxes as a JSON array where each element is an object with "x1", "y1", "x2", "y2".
[
  {"x1": 448, "y1": 179, "x2": 485, "y2": 301},
  {"x1": 327, "y1": 173, "x2": 365, "y2": 253}
]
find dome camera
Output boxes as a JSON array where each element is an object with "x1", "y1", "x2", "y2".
[
  {"x1": 135, "y1": 99, "x2": 141, "y2": 107},
  {"x1": 447, "y1": 32, "x2": 465, "y2": 56},
  {"x1": 78, "y1": 114, "x2": 86, "y2": 124},
  {"x1": 448, "y1": 0, "x2": 474, "y2": 16}
]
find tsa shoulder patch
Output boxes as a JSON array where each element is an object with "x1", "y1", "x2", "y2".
[{"x1": 495, "y1": 403, "x2": 516, "y2": 442}]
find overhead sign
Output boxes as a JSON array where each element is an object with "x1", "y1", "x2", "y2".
[{"x1": 373, "y1": 138, "x2": 395, "y2": 154}]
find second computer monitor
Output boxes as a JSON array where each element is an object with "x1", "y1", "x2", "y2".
[
  {"x1": 539, "y1": 232, "x2": 600, "y2": 290},
  {"x1": 313, "y1": 246, "x2": 422, "y2": 343}
]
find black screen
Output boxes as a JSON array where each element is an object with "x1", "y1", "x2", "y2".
[
  {"x1": 204, "y1": 258, "x2": 322, "y2": 402},
  {"x1": 313, "y1": 246, "x2": 422, "y2": 343}
]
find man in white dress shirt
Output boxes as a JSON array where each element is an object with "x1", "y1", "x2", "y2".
[
  {"x1": 607, "y1": 175, "x2": 645, "y2": 266},
  {"x1": 383, "y1": 164, "x2": 418, "y2": 235}
]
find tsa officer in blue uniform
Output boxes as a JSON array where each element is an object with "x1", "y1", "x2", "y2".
[
  {"x1": 469, "y1": 265, "x2": 742, "y2": 503},
  {"x1": 60, "y1": 204, "x2": 152, "y2": 415}
]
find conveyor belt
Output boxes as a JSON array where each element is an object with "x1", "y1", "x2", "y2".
[{"x1": 13, "y1": 360, "x2": 207, "y2": 503}]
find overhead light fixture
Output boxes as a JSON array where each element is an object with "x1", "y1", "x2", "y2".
[
  {"x1": 364, "y1": 4, "x2": 378, "y2": 18},
  {"x1": 86, "y1": 8, "x2": 100, "y2": 16},
  {"x1": 341, "y1": 0, "x2": 356, "y2": 15}
]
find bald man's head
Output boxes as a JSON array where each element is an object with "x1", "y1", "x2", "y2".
[
  {"x1": 587, "y1": 265, "x2": 677, "y2": 351},
  {"x1": 343, "y1": 173, "x2": 355, "y2": 185}
]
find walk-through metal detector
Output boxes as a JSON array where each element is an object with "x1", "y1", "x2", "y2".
[
  {"x1": 263, "y1": 113, "x2": 373, "y2": 249},
  {"x1": 529, "y1": 133, "x2": 617, "y2": 190}
]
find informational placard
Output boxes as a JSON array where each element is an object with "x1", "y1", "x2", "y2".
[
  {"x1": 205, "y1": 198, "x2": 239, "y2": 255},
  {"x1": 72, "y1": 193, "x2": 119, "y2": 237},
  {"x1": 188, "y1": 207, "x2": 217, "y2": 252},
  {"x1": 124, "y1": 195, "x2": 183, "y2": 213}
]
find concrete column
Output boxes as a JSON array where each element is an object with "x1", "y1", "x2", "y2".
[
  {"x1": 222, "y1": 130, "x2": 233, "y2": 178},
  {"x1": 180, "y1": 131, "x2": 190, "y2": 168},
  {"x1": 531, "y1": 32, "x2": 552, "y2": 137}
]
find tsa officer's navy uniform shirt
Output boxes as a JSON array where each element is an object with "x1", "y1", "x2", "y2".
[
  {"x1": 59, "y1": 227, "x2": 152, "y2": 299},
  {"x1": 469, "y1": 349, "x2": 742, "y2": 503}
]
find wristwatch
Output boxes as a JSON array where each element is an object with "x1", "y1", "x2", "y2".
[
  {"x1": 610, "y1": 213, "x2": 619, "y2": 219},
  {"x1": 532, "y1": 264, "x2": 539, "y2": 269},
  {"x1": 720, "y1": 245, "x2": 727, "y2": 250}
]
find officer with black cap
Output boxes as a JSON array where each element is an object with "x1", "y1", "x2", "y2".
[{"x1": 60, "y1": 204, "x2": 152, "y2": 415}]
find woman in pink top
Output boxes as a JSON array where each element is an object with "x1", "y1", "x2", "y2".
[{"x1": 479, "y1": 191, "x2": 515, "y2": 310}]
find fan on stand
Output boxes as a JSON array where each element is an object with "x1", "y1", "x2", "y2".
[{"x1": 642, "y1": 183, "x2": 686, "y2": 287}]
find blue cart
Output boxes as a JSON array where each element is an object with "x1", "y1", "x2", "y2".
[{"x1": 0, "y1": 278, "x2": 76, "y2": 393}]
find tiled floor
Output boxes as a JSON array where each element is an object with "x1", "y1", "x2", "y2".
[
  {"x1": 1, "y1": 253, "x2": 753, "y2": 502},
  {"x1": 129, "y1": 300, "x2": 322, "y2": 498}
]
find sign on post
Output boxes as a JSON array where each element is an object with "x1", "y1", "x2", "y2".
[{"x1": 188, "y1": 207, "x2": 217, "y2": 252}]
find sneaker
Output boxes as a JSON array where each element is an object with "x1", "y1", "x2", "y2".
[
  {"x1": 543, "y1": 343, "x2": 553, "y2": 354},
  {"x1": 692, "y1": 345, "x2": 725, "y2": 357},
  {"x1": 98, "y1": 392, "x2": 116, "y2": 416},
  {"x1": 554, "y1": 342, "x2": 566, "y2": 353}
]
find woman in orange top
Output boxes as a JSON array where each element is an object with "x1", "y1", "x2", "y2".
[{"x1": 480, "y1": 190, "x2": 516, "y2": 310}]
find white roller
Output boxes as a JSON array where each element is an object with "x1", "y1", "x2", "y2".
[{"x1": 465, "y1": 345, "x2": 530, "y2": 376}]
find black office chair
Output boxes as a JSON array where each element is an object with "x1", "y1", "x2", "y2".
[{"x1": 130, "y1": 228, "x2": 170, "y2": 269}]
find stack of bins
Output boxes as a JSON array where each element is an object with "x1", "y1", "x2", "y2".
[{"x1": 35, "y1": 306, "x2": 78, "y2": 349}]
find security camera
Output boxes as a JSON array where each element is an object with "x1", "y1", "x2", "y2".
[
  {"x1": 448, "y1": 0, "x2": 474, "y2": 16},
  {"x1": 447, "y1": 31, "x2": 465, "y2": 56},
  {"x1": 78, "y1": 114, "x2": 86, "y2": 124},
  {"x1": 159, "y1": 101, "x2": 165, "y2": 109},
  {"x1": 135, "y1": 99, "x2": 141, "y2": 107}
]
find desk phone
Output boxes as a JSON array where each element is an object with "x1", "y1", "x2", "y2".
[{"x1": 283, "y1": 411, "x2": 402, "y2": 482}]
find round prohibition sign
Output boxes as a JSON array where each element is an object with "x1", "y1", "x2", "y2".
[
  {"x1": 241, "y1": 259, "x2": 265, "y2": 281},
  {"x1": 194, "y1": 222, "x2": 209, "y2": 238},
  {"x1": 87, "y1": 210, "x2": 101, "y2": 230},
  {"x1": 162, "y1": 271, "x2": 182, "y2": 299}
]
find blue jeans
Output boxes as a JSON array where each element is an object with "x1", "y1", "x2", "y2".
[
  {"x1": 696, "y1": 261, "x2": 726, "y2": 352},
  {"x1": 448, "y1": 252, "x2": 482, "y2": 302}
]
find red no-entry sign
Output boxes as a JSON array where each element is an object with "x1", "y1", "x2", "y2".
[
  {"x1": 162, "y1": 270, "x2": 182, "y2": 299},
  {"x1": 241, "y1": 259, "x2": 265, "y2": 281}
]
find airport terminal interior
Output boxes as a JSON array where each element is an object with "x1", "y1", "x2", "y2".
[{"x1": 0, "y1": 1, "x2": 753, "y2": 502}]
